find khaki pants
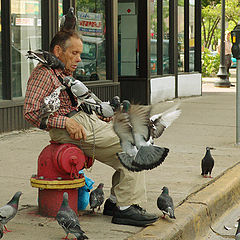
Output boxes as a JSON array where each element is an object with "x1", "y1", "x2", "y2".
[{"x1": 49, "y1": 111, "x2": 146, "y2": 207}]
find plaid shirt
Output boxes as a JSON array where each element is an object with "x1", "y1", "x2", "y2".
[{"x1": 24, "y1": 64, "x2": 79, "y2": 130}]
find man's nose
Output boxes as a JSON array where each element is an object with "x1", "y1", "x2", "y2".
[{"x1": 76, "y1": 54, "x2": 81, "y2": 62}]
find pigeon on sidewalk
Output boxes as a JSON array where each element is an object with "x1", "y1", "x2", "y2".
[
  {"x1": 0, "y1": 191, "x2": 22, "y2": 233},
  {"x1": 56, "y1": 192, "x2": 88, "y2": 240},
  {"x1": 157, "y1": 186, "x2": 176, "y2": 219},
  {"x1": 113, "y1": 102, "x2": 169, "y2": 171},
  {"x1": 89, "y1": 183, "x2": 105, "y2": 213},
  {"x1": 201, "y1": 147, "x2": 215, "y2": 178},
  {"x1": 60, "y1": 7, "x2": 77, "y2": 31}
]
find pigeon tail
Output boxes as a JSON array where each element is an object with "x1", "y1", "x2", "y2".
[
  {"x1": 132, "y1": 145, "x2": 169, "y2": 170},
  {"x1": 117, "y1": 152, "x2": 142, "y2": 172},
  {"x1": 77, "y1": 234, "x2": 89, "y2": 240},
  {"x1": 167, "y1": 207, "x2": 176, "y2": 219}
]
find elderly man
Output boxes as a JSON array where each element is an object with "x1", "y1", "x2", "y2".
[{"x1": 24, "y1": 30, "x2": 158, "y2": 227}]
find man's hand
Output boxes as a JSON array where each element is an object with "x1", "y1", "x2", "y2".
[{"x1": 66, "y1": 118, "x2": 86, "y2": 141}]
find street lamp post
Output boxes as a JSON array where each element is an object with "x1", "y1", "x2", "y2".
[{"x1": 215, "y1": 0, "x2": 231, "y2": 88}]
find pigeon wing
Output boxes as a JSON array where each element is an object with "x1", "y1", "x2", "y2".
[
  {"x1": 129, "y1": 105, "x2": 152, "y2": 144},
  {"x1": 26, "y1": 50, "x2": 46, "y2": 64},
  {"x1": 0, "y1": 205, "x2": 15, "y2": 224}
]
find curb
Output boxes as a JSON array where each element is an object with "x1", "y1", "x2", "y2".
[{"x1": 128, "y1": 162, "x2": 240, "y2": 240}]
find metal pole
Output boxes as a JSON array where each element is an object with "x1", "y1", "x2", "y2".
[
  {"x1": 236, "y1": 59, "x2": 240, "y2": 144},
  {"x1": 215, "y1": 0, "x2": 231, "y2": 88}
]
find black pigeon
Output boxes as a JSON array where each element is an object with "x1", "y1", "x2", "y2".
[
  {"x1": 236, "y1": 219, "x2": 240, "y2": 240},
  {"x1": 89, "y1": 183, "x2": 104, "y2": 213},
  {"x1": 26, "y1": 50, "x2": 65, "y2": 70},
  {"x1": 56, "y1": 192, "x2": 88, "y2": 240},
  {"x1": 0, "y1": 191, "x2": 22, "y2": 233},
  {"x1": 201, "y1": 147, "x2": 215, "y2": 178},
  {"x1": 157, "y1": 186, "x2": 176, "y2": 219},
  {"x1": 60, "y1": 7, "x2": 77, "y2": 31}
]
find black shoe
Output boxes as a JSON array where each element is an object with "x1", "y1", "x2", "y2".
[
  {"x1": 103, "y1": 198, "x2": 117, "y2": 216},
  {"x1": 112, "y1": 204, "x2": 159, "y2": 227}
]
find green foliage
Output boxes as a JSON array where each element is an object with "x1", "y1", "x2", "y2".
[{"x1": 202, "y1": 49, "x2": 220, "y2": 77}]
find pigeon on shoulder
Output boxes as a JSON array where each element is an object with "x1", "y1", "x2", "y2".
[
  {"x1": 89, "y1": 183, "x2": 105, "y2": 213},
  {"x1": 56, "y1": 192, "x2": 88, "y2": 240},
  {"x1": 60, "y1": 7, "x2": 77, "y2": 31},
  {"x1": 26, "y1": 50, "x2": 65, "y2": 70},
  {"x1": 0, "y1": 191, "x2": 22, "y2": 233},
  {"x1": 201, "y1": 147, "x2": 215, "y2": 178},
  {"x1": 157, "y1": 187, "x2": 175, "y2": 219}
]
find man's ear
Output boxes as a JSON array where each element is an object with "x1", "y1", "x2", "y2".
[{"x1": 53, "y1": 45, "x2": 62, "y2": 58}]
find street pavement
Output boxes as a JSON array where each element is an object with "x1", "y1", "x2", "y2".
[{"x1": 0, "y1": 75, "x2": 239, "y2": 239}]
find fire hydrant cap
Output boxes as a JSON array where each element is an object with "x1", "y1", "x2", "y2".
[{"x1": 57, "y1": 146, "x2": 86, "y2": 174}]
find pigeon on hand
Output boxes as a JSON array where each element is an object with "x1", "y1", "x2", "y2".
[
  {"x1": 39, "y1": 85, "x2": 66, "y2": 129},
  {"x1": 113, "y1": 101, "x2": 169, "y2": 171},
  {"x1": 236, "y1": 219, "x2": 240, "y2": 240},
  {"x1": 60, "y1": 7, "x2": 77, "y2": 31},
  {"x1": 157, "y1": 186, "x2": 176, "y2": 219},
  {"x1": 26, "y1": 50, "x2": 65, "y2": 70},
  {"x1": 149, "y1": 103, "x2": 181, "y2": 139},
  {"x1": 56, "y1": 192, "x2": 88, "y2": 240},
  {"x1": 201, "y1": 147, "x2": 215, "y2": 178},
  {"x1": 89, "y1": 183, "x2": 105, "y2": 213},
  {"x1": 0, "y1": 191, "x2": 22, "y2": 233}
]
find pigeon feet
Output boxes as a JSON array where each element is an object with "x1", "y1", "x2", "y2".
[
  {"x1": 62, "y1": 235, "x2": 70, "y2": 240},
  {"x1": 4, "y1": 226, "x2": 12, "y2": 233}
]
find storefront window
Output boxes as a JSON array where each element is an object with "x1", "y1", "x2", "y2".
[
  {"x1": 189, "y1": 0, "x2": 195, "y2": 72},
  {"x1": 150, "y1": 0, "x2": 157, "y2": 76},
  {"x1": 178, "y1": 1, "x2": 184, "y2": 72},
  {"x1": 118, "y1": 0, "x2": 138, "y2": 76},
  {"x1": 163, "y1": 0, "x2": 169, "y2": 74},
  {"x1": 75, "y1": 0, "x2": 106, "y2": 81},
  {"x1": 11, "y1": 0, "x2": 41, "y2": 98}
]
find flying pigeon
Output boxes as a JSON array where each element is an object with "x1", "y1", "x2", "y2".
[
  {"x1": 149, "y1": 103, "x2": 181, "y2": 139},
  {"x1": 0, "y1": 191, "x2": 22, "y2": 233},
  {"x1": 113, "y1": 102, "x2": 169, "y2": 171},
  {"x1": 39, "y1": 85, "x2": 66, "y2": 129},
  {"x1": 56, "y1": 192, "x2": 88, "y2": 240},
  {"x1": 63, "y1": 76, "x2": 114, "y2": 118},
  {"x1": 157, "y1": 186, "x2": 176, "y2": 219},
  {"x1": 201, "y1": 147, "x2": 215, "y2": 178},
  {"x1": 26, "y1": 50, "x2": 65, "y2": 70},
  {"x1": 60, "y1": 7, "x2": 77, "y2": 31},
  {"x1": 236, "y1": 219, "x2": 240, "y2": 240},
  {"x1": 89, "y1": 183, "x2": 105, "y2": 213}
]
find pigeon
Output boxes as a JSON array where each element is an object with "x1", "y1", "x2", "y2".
[
  {"x1": 0, "y1": 191, "x2": 22, "y2": 233},
  {"x1": 39, "y1": 85, "x2": 66, "y2": 129},
  {"x1": 62, "y1": 76, "x2": 114, "y2": 118},
  {"x1": 149, "y1": 103, "x2": 181, "y2": 139},
  {"x1": 113, "y1": 101, "x2": 169, "y2": 171},
  {"x1": 109, "y1": 96, "x2": 121, "y2": 111},
  {"x1": 157, "y1": 186, "x2": 176, "y2": 219},
  {"x1": 236, "y1": 219, "x2": 240, "y2": 240},
  {"x1": 60, "y1": 7, "x2": 77, "y2": 31},
  {"x1": 201, "y1": 147, "x2": 215, "y2": 178},
  {"x1": 26, "y1": 50, "x2": 65, "y2": 70},
  {"x1": 0, "y1": 223, "x2": 3, "y2": 239},
  {"x1": 89, "y1": 183, "x2": 105, "y2": 213},
  {"x1": 56, "y1": 192, "x2": 88, "y2": 240}
]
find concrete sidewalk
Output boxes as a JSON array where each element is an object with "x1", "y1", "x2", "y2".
[{"x1": 0, "y1": 82, "x2": 239, "y2": 239}]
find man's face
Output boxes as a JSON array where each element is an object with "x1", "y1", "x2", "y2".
[{"x1": 58, "y1": 37, "x2": 83, "y2": 72}]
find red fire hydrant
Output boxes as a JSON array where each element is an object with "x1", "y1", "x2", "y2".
[{"x1": 30, "y1": 141, "x2": 93, "y2": 217}]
